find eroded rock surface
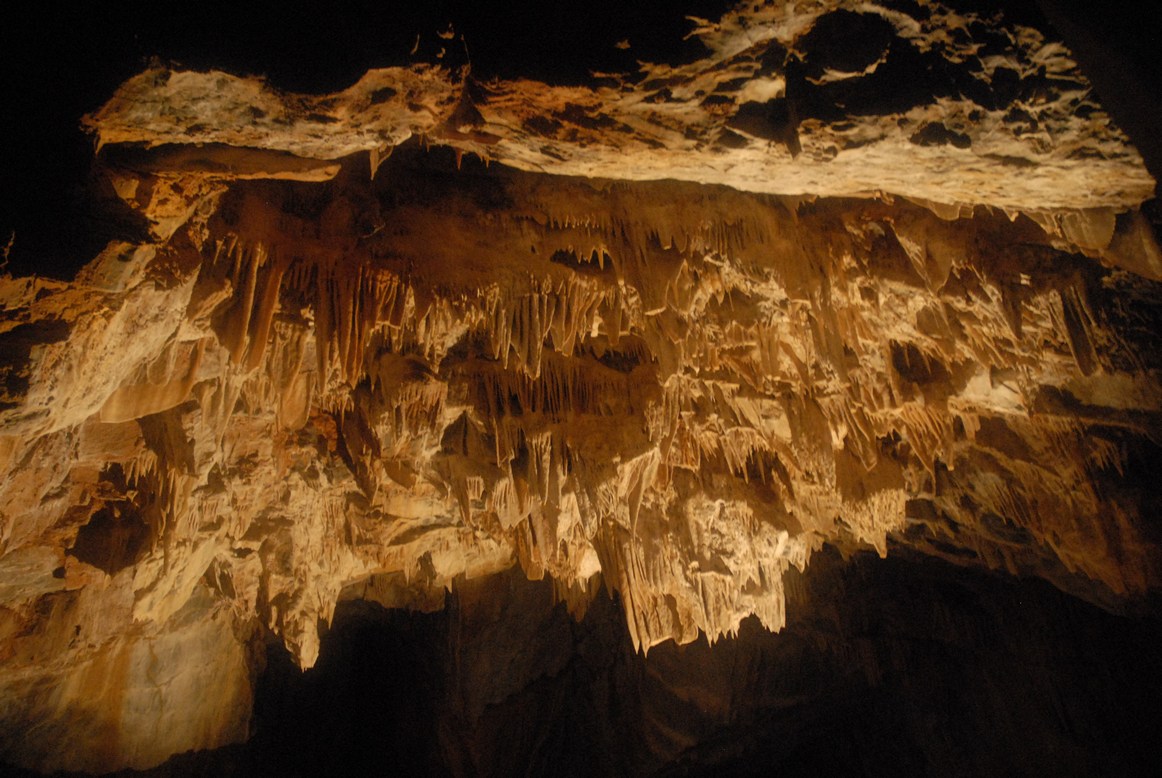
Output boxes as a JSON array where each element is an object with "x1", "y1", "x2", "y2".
[
  {"x1": 1, "y1": 0, "x2": 1161, "y2": 772},
  {"x1": 87, "y1": 0, "x2": 1153, "y2": 211}
]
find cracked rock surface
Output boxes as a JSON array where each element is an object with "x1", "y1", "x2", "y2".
[{"x1": 1, "y1": 1, "x2": 1161, "y2": 773}]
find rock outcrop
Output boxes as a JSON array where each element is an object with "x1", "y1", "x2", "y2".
[{"x1": 1, "y1": 1, "x2": 1160, "y2": 772}]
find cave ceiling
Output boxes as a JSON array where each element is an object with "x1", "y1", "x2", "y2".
[{"x1": 1, "y1": 0, "x2": 1161, "y2": 773}]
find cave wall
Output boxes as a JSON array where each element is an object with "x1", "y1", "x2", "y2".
[{"x1": 1, "y1": 1, "x2": 1161, "y2": 774}]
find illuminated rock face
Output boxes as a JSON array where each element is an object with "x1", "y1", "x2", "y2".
[{"x1": 1, "y1": 1, "x2": 1160, "y2": 773}]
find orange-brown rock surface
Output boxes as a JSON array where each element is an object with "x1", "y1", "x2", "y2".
[{"x1": 1, "y1": 1, "x2": 1161, "y2": 773}]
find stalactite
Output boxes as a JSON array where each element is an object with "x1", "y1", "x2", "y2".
[{"x1": 7, "y1": 53, "x2": 1162, "y2": 770}]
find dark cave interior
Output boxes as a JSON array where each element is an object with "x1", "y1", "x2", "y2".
[{"x1": 48, "y1": 549, "x2": 1162, "y2": 777}]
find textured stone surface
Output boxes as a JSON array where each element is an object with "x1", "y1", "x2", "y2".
[
  {"x1": 1, "y1": 0, "x2": 1160, "y2": 773},
  {"x1": 86, "y1": 1, "x2": 1153, "y2": 211}
]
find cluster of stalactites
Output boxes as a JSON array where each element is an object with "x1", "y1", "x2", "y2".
[{"x1": 46, "y1": 168, "x2": 1157, "y2": 664}]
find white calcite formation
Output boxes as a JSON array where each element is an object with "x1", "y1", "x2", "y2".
[{"x1": 1, "y1": 0, "x2": 1160, "y2": 772}]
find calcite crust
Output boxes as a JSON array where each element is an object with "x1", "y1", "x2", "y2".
[{"x1": 1, "y1": 1, "x2": 1160, "y2": 772}]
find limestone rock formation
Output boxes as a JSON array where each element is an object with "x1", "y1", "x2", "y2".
[{"x1": 1, "y1": 1, "x2": 1160, "y2": 773}]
